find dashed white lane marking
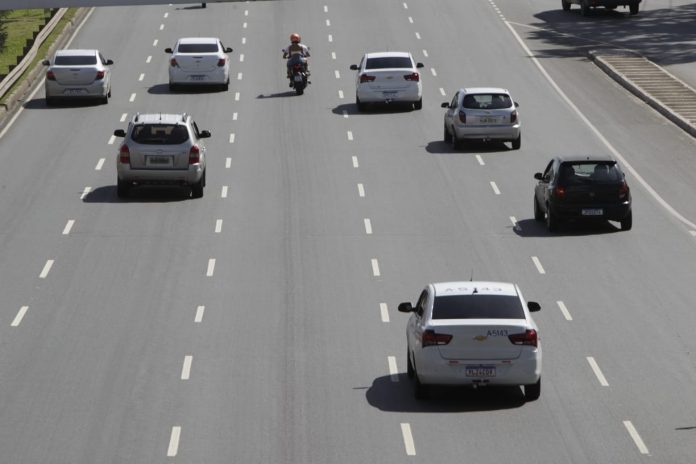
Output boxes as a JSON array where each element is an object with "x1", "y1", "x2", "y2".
[
  {"x1": 120, "y1": 113, "x2": 128, "y2": 122},
  {"x1": 364, "y1": 218, "x2": 372, "y2": 234},
  {"x1": 371, "y1": 258, "x2": 380, "y2": 277},
  {"x1": 403, "y1": 2, "x2": 408, "y2": 8},
  {"x1": 194, "y1": 305, "x2": 205, "y2": 323},
  {"x1": 163, "y1": 12, "x2": 168, "y2": 18},
  {"x1": 352, "y1": 156, "x2": 359, "y2": 168},
  {"x1": 129, "y1": 93, "x2": 136, "y2": 102},
  {"x1": 328, "y1": 34, "x2": 333, "y2": 42},
  {"x1": 326, "y1": 19, "x2": 331, "y2": 26},
  {"x1": 331, "y1": 51, "x2": 336, "y2": 60},
  {"x1": 408, "y1": 16, "x2": 413, "y2": 23},
  {"x1": 108, "y1": 135, "x2": 116, "y2": 145},
  {"x1": 338, "y1": 90, "x2": 344, "y2": 99},
  {"x1": 239, "y1": 54, "x2": 245, "y2": 62},
  {"x1": 380, "y1": 303, "x2": 390, "y2": 322},
  {"x1": 422, "y1": 49, "x2": 428, "y2": 57},
  {"x1": 490, "y1": 181, "x2": 500, "y2": 195},
  {"x1": 401, "y1": 423, "x2": 416, "y2": 456},
  {"x1": 167, "y1": 426, "x2": 181, "y2": 457},
  {"x1": 510, "y1": 216, "x2": 519, "y2": 231},
  {"x1": 153, "y1": 39, "x2": 158, "y2": 47},
  {"x1": 334, "y1": 70, "x2": 340, "y2": 79},
  {"x1": 244, "y1": 9, "x2": 248, "y2": 15},
  {"x1": 439, "y1": 87, "x2": 446, "y2": 96},
  {"x1": 233, "y1": 112, "x2": 238, "y2": 121},
  {"x1": 80, "y1": 187, "x2": 91, "y2": 200},
  {"x1": 323, "y1": 5, "x2": 328, "y2": 12},
  {"x1": 39, "y1": 260, "x2": 54, "y2": 279},
  {"x1": 159, "y1": 23, "x2": 164, "y2": 30},
  {"x1": 342, "y1": 110, "x2": 348, "y2": 118},
  {"x1": 181, "y1": 355, "x2": 193, "y2": 380},
  {"x1": 415, "y1": 32, "x2": 421, "y2": 39},
  {"x1": 347, "y1": 130, "x2": 353, "y2": 141},
  {"x1": 215, "y1": 219, "x2": 223, "y2": 233},
  {"x1": 11, "y1": 306, "x2": 29, "y2": 327},
  {"x1": 221, "y1": 186, "x2": 229, "y2": 198},
  {"x1": 138, "y1": 73, "x2": 145, "y2": 81},
  {"x1": 95, "y1": 158, "x2": 105, "y2": 170},
  {"x1": 235, "y1": 92, "x2": 240, "y2": 101},
  {"x1": 206, "y1": 259, "x2": 216, "y2": 277},
  {"x1": 242, "y1": 37, "x2": 246, "y2": 44},
  {"x1": 690, "y1": 230, "x2": 696, "y2": 237},
  {"x1": 237, "y1": 72, "x2": 243, "y2": 80},
  {"x1": 146, "y1": 55, "x2": 152, "y2": 63},
  {"x1": 225, "y1": 157, "x2": 232, "y2": 168},
  {"x1": 430, "y1": 67, "x2": 437, "y2": 76},
  {"x1": 357, "y1": 183, "x2": 365, "y2": 197},
  {"x1": 388, "y1": 356, "x2": 399, "y2": 381},
  {"x1": 243, "y1": 22, "x2": 247, "y2": 28},
  {"x1": 557, "y1": 301, "x2": 573, "y2": 321},
  {"x1": 586, "y1": 356, "x2": 609, "y2": 386},
  {"x1": 531, "y1": 256, "x2": 545, "y2": 274},
  {"x1": 623, "y1": 420, "x2": 649, "y2": 455},
  {"x1": 229, "y1": 133, "x2": 235, "y2": 144},
  {"x1": 476, "y1": 154, "x2": 485, "y2": 165},
  {"x1": 62, "y1": 219, "x2": 75, "y2": 235}
]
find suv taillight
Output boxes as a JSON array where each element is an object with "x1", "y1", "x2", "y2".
[
  {"x1": 95, "y1": 70, "x2": 105, "y2": 80},
  {"x1": 511, "y1": 110, "x2": 518, "y2": 124},
  {"x1": 217, "y1": 58, "x2": 226, "y2": 67},
  {"x1": 189, "y1": 145, "x2": 200, "y2": 164},
  {"x1": 119, "y1": 145, "x2": 130, "y2": 164},
  {"x1": 458, "y1": 110, "x2": 466, "y2": 124},
  {"x1": 508, "y1": 329, "x2": 538, "y2": 347},
  {"x1": 422, "y1": 329, "x2": 452, "y2": 347},
  {"x1": 46, "y1": 70, "x2": 56, "y2": 81},
  {"x1": 360, "y1": 74, "x2": 376, "y2": 83},
  {"x1": 404, "y1": 72, "x2": 419, "y2": 82},
  {"x1": 170, "y1": 58, "x2": 178, "y2": 67},
  {"x1": 553, "y1": 186, "x2": 566, "y2": 199},
  {"x1": 618, "y1": 181, "x2": 629, "y2": 200}
]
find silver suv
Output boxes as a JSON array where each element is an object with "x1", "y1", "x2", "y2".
[{"x1": 113, "y1": 113, "x2": 210, "y2": 198}]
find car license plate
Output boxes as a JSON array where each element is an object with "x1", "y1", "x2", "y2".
[
  {"x1": 382, "y1": 91, "x2": 398, "y2": 96},
  {"x1": 465, "y1": 366, "x2": 496, "y2": 377},
  {"x1": 479, "y1": 117, "x2": 498, "y2": 124},
  {"x1": 581, "y1": 208, "x2": 603, "y2": 216},
  {"x1": 146, "y1": 156, "x2": 172, "y2": 167},
  {"x1": 294, "y1": 75, "x2": 303, "y2": 82},
  {"x1": 190, "y1": 75, "x2": 205, "y2": 81},
  {"x1": 64, "y1": 89, "x2": 85, "y2": 95}
]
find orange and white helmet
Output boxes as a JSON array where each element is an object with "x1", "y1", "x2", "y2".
[{"x1": 290, "y1": 33, "x2": 301, "y2": 43}]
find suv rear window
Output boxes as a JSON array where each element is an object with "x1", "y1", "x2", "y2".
[
  {"x1": 131, "y1": 124, "x2": 189, "y2": 145},
  {"x1": 54, "y1": 55, "x2": 97, "y2": 65},
  {"x1": 365, "y1": 57, "x2": 412, "y2": 69},
  {"x1": 559, "y1": 162, "x2": 622, "y2": 185},
  {"x1": 462, "y1": 94, "x2": 512, "y2": 109},
  {"x1": 432, "y1": 295, "x2": 525, "y2": 319},
  {"x1": 177, "y1": 43, "x2": 219, "y2": 53}
]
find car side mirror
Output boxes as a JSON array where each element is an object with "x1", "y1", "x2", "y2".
[
  {"x1": 42, "y1": 59, "x2": 50, "y2": 66},
  {"x1": 113, "y1": 129, "x2": 126, "y2": 137},
  {"x1": 199, "y1": 130, "x2": 211, "y2": 138},
  {"x1": 416, "y1": 62, "x2": 424, "y2": 68},
  {"x1": 515, "y1": 101, "x2": 519, "y2": 108},
  {"x1": 527, "y1": 301, "x2": 541, "y2": 312},
  {"x1": 441, "y1": 102, "x2": 449, "y2": 108},
  {"x1": 165, "y1": 47, "x2": 173, "y2": 54},
  {"x1": 534, "y1": 172, "x2": 543, "y2": 181},
  {"x1": 225, "y1": 47, "x2": 233, "y2": 53},
  {"x1": 398, "y1": 302, "x2": 414, "y2": 313},
  {"x1": 349, "y1": 64, "x2": 358, "y2": 70}
]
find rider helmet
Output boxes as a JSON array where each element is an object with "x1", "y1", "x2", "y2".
[{"x1": 290, "y1": 33, "x2": 301, "y2": 43}]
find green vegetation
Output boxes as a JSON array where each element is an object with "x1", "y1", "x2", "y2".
[{"x1": 0, "y1": 9, "x2": 53, "y2": 76}]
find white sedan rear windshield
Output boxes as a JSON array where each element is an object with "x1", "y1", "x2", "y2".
[
  {"x1": 55, "y1": 56, "x2": 97, "y2": 65},
  {"x1": 463, "y1": 94, "x2": 512, "y2": 109},
  {"x1": 177, "y1": 43, "x2": 219, "y2": 53},
  {"x1": 131, "y1": 124, "x2": 189, "y2": 145},
  {"x1": 432, "y1": 295, "x2": 525, "y2": 319},
  {"x1": 365, "y1": 57, "x2": 412, "y2": 69}
]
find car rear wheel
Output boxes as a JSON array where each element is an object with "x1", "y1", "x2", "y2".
[
  {"x1": 407, "y1": 352, "x2": 414, "y2": 379},
  {"x1": 534, "y1": 196, "x2": 544, "y2": 221},
  {"x1": 413, "y1": 371, "x2": 428, "y2": 400},
  {"x1": 451, "y1": 128, "x2": 461, "y2": 150},
  {"x1": 45, "y1": 97, "x2": 55, "y2": 107},
  {"x1": 561, "y1": 0, "x2": 571, "y2": 10},
  {"x1": 511, "y1": 134, "x2": 521, "y2": 150},
  {"x1": 629, "y1": 2, "x2": 639, "y2": 14},
  {"x1": 356, "y1": 96, "x2": 366, "y2": 112},
  {"x1": 443, "y1": 124, "x2": 452, "y2": 143},
  {"x1": 524, "y1": 378, "x2": 541, "y2": 401},
  {"x1": 169, "y1": 83, "x2": 178, "y2": 92},
  {"x1": 580, "y1": 0, "x2": 590, "y2": 15},
  {"x1": 414, "y1": 98, "x2": 422, "y2": 110},
  {"x1": 191, "y1": 171, "x2": 205, "y2": 198},
  {"x1": 620, "y1": 210, "x2": 633, "y2": 231},
  {"x1": 116, "y1": 178, "x2": 129, "y2": 198},
  {"x1": 546, "y1": 206, "x2": 559, "y2": 232}
]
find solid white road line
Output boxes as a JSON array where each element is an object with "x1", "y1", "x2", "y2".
[
  {"x1": 371, "y1": 258, "x2": 380, "y2": 277},
  {"x1": 80, "y1": 187, "x2": 91, "y2": 200},
  {"x1": 129, "y1": 93, "x2": 136, "y2": 102},
  {"x1": 476, "y1": 154, "x2": 485, "y2": 165},
  {"x1": 531, "y1": 256, "x2": 545, "y2": 274},
  {"x1": 388, "y1": 356, "x2": 399, "y2": 381},
  {"x1": 357, "y1": 183, "x2": 365, "y2": 197},
  {"x1": 195, "y1": 305, "x2": 205, "y2": 323},
  {"x1": 181, "y1": 355, "x2": 192, "y2": 380},
  {"x1": 95, "y1": 158, "x2": 105, "y2": 170},
  {"x1": 120, "y1": 113, "x2": 128, "y2": 122},
  {"x1": 108, "y1": 135, "x2": 116, "y2": 145},
  {"x1": 39, "y1": 260, "x2": 54, "y2": 279},
  {"x1": 229, "y1": 133, "x2": 235, "y2": 144},
  {"x1": 347, "y1": 131, "x2": 353, "y2": 141},
  {"x1": 206, "y1": 259, "x2": 216, "y2": 277},
  {"x1": 215, "y1": 219, "x2": 223, "y2": 233},
  {"x1": 328, "y1": 34, "x2": 333, "y2": 42},
  {"x1": 380, "y1": 303, "x2": 390, "y2": 322},
  {"x1": 11, "y1": 306, "x2": 29, "y2": 327},
  {"x1": 623, "y1": 420, "x2": 649, "y2": 454},
  {"x1": 490, "y1": 181, "x2": 500, "y2": 195},
  {"x1": 401, "y1": 423, "x2": 416, "y2": 456},
  {"x1": 225, "y1": 157, "x2": 232, "y2": 168},
  {"x1": 167, "y1": 426, "x2": 181, "y2": 457},
  {"x1": 364, "y1": 218, "x2": 372, "y2": 235},
  {"x1": 338, "y1": 90, "x2": 344, "y2": 99},
  {"x1": 352, "y1": 156, "x2": 359, "y2": 168},
  {"x1": 557, "y1": 301, "x2": 573, "y2": 321},
  {"x1": 62, "y1": 219, "x2": 75, "y2": 235},
  {"x1": 221, "y1": 186, "x2": 228, "y2": 198},
  {"x1": 586, "y1": 356, "x2": 609, "y2": 386},
  {"x1": 334, "y1": 70, "x2": 340, "y2": 79}
]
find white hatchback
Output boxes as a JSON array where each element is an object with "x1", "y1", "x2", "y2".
[
  {"x1": 350, "y1": 51, "x2": 423, "y2": 111},
  {"x1": 43, "y1": 49, "x2": 113, "y2": 105},
  {"x1": 165, "y1": 37, "x2": 233, "y2": 91},
  {"x1": 398, "y1": 281, "x2": 542, "y2": 400}
]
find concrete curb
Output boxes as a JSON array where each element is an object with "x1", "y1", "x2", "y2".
[{"x1": 589, "y1": 49, "x2": 696, "y2": 139}]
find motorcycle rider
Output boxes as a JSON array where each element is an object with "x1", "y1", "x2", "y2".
[{"x1": 282, "y1": 33, "x2": 310, "y2": 85}]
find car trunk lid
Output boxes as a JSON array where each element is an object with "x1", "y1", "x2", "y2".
[{"x1": 429, "y1": 319, "x2": 528, "y2": 360}]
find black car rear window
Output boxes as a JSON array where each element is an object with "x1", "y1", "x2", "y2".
[
  {"x1": 462, "y1": 94, "x2": 512, "y2": 109},
  {"x1": 365, "y1": 57, "x2": 412, "y2": 69},
  {"x1": 559, "y1": 162, "x2": 622, "y2": 185},
  {"x1": 131, "y1": 124, "x2": 189, "y2": 145},
  {"x1": 432, "y1": 295, "x2": 525, "y2": 319},
  {"x1": 54, "y1": 55, "x2": 97, "y2": 65},
  {"x1": 177, "y1": 43, "x2": 219, "y2": 53}
]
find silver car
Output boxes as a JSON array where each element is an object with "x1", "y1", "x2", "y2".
[
  {"x1": 43, "y1": 49, "x2": 113, "y2": 105},
  {"x1": 165, "y1": 37, "x2": 233, "y2": 91},
  {"x1": 113, "y1": 113, "x2": 210, "y2": 199},
  {"x1": 442, "y1": 87, "x2": 521, "y2": 150}
]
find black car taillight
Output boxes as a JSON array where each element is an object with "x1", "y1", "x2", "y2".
[
  {"x1": 511, "y1": 110, "x2": 518, "y2": 124},
  {"x1": 508, "y1": 329, "x2": 538, "y2": 347},
  {"x1": 618, "y1": 181, "x2": 629, "y2": 200},
  {"x1": 360, "y1": 74, "x2": 376, "y2": 83},
  {"x1": 422, "y1": 329, "x2": 452, "y2": 347},
  {"x1": 553, "y1": 186, "x2": 566, "y2": 199}
]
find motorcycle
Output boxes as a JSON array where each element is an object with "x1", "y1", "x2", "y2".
[{"x1": 285, "y1": 53, "x2": 309, "y2": 95}]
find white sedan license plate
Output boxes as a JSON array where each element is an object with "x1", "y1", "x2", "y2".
[
  {"x1": 465, "y1": 366, "x2": 496, "y2": 377},
  {"x1": 65, "y1": 89, "x2": 85, "y2": 95},
  {"x1": 147, "y1": 156, "x2": 172, "y2": 167},
  {"x1": 190, "y1": 75, "x2": 205, "y2": 81},
  {"x1": 479, "y1": 117, "x2": 498, "y2": 124},
  {"x1": 582, "y1": 208, "x2": 603, "y2": 216}
]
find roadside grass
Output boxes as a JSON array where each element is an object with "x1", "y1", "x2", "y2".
[{"x1": 0, "y1": 9, "x2": 52, "y2": 76}]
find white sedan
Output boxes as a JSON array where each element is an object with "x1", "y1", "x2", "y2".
[
  {"x1": 165, "y1": 37, "x2": 233, "y2": 91},
  {"x1": 398, "y1": 281, "x2": 542, "y2": 400},
  {"x1": 43, "y1": 49, "x2": 113, "y2": 105},
  {"x1": 349, "y1": 51, "x2": 423, "y2": 111}
]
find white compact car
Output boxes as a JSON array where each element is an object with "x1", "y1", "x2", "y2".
[
  {"x1": 165, "y1": 37, "x2": 233, "y2": 90},
  {"x1": 349, "y1": 51, "x2": 423, "y2": 111},
  {"x1": 43, "y1": 49, "x2": 113, "y2": 105},
  {"x1": 398, "y1": 281, "x2": 542, "y2": 400},
  {"x1": 442, "y1": 87, "x2": 521, "y2": 150}
]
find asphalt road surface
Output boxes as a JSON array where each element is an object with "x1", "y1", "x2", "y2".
[{"x1": 1, "y1": 1, "x2": 696, "y2": 463}]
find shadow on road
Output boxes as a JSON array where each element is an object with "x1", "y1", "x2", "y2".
[
  {"x1": 147, "y1": 83, "x2": 227, "y2": 95},
  {"x1": 82, "y1": 185, "x2": 192, "y2": 203},
  {"x1": 424, "y1": 140, "x2": 512, "y2": 154},
  {"x1": 256, "y1": 91, "x2": 300, "y2": 99},
  {"x1": 513, "y1": 218, "x2": 622, "y2": 237}
]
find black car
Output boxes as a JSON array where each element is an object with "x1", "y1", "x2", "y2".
[{"x1": 533, "y1": 156, "x2": 632, "y2": 232}]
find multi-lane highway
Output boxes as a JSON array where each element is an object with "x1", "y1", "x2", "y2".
[{"x1": 1, "y1": 0, "x2": 696, "y2": 462}]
